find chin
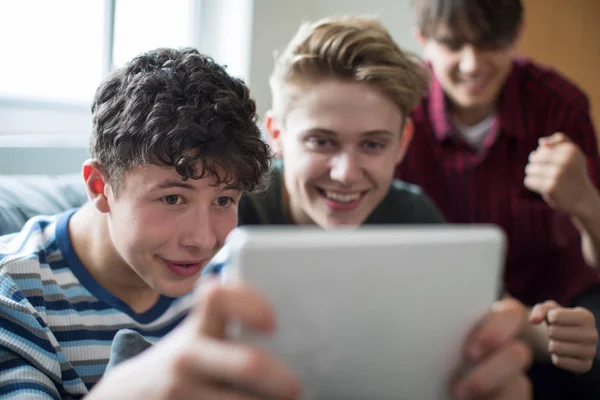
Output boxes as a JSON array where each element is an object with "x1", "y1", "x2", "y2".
[
  {"x1": 458, "y1": 97, "x2": 491, "y2": 110},
  {"x1": 324, "y1": 217, "x2": 363, "y2": 229},
  {"x1": 158, "y1": 280, "x2": 198, "y2": 298}
]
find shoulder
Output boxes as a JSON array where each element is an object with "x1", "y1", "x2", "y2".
[
  {"x1": 0, "y1": 269, "x2": 63, "y2": 398},
  {"x1": 239, "y1": 159, "x2": 285, "y2": 226},
  {"x1": 0, "y1": 213, "x2": 64, "y2": 268},
  {"x1": 369, "y1": 180, "x2": 446, "y2": 224},
  {"x1": 0, "y1": 214, "x2": 60, "y2": 265},
  {"x1": 0, "y1": 218, "x2": 64, "y2": 372},
  {"x1": 387, "y1": 180, "x2": 439, "y2": 209},
  {"x1": 0, "y1": 213, "x2": 70, "y2": 304},
  {"x1": 512, "y1": 58, "x2": 589, "y2": 111}
]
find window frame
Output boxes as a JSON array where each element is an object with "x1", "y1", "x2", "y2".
[{"x1": 0, "y1": 0, "x2": 253, "y2": 144}]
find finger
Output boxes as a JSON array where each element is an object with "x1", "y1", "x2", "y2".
[
  {"x1": 551, "y1": 354, "x2": 594, "y2": 374},
  {"x1": 548, "y1": 325, "x2": 600, "y2": 344},
  {"x1": 529, "y1": 303, "x2": 550, "y2": 324},
  {"x1": 453, "y1": 340, "x2": 531, "y2": 399},
  {"x1": 548, "y1": 307, "x2": 596, "y2": 327},
  {"x1": 487, "y1": 374, "x2": 532, "y2": 400},
  {"x1": 549, "y1": 340, "x2": 597, "y2": 360},
  {"x1": 524, "y1": 163, "x2": 559, "y2": 179},
  {"x1": 466, "y1": 298, "x2": 527, "y2": 361},
  {"x1": 528, "y1": 147, "x2": 556, "y2": 163},
  {"x1": 197, "y1": 386, "x2": 264, "y2": 400},
  {"x1": 166, "y1": 382, "x2": 265, "y2": 400},
  {"x1": 539, "y1": 132, "x2": 569, "y2": 147},
  {"x1": 194, "y1": 280, "x2": 275, "y2": 338},
  {"x1": 176, "y1": 338, "x2": 301, "y2": 400},
  {"x1": 523, "y1": 174, "x2": 548, "y2": 194},
  {"x1": 529, "y1": 301, "x2": 560, "y2": 324}
]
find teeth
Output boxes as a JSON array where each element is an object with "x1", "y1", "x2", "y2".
[{"x1": 324, "y1": 190, "x2": 361, "y2": 203}]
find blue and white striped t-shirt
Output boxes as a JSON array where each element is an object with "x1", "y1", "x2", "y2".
[{"x1": 0, "y1": 209, "x2": 193, "y2": 399}]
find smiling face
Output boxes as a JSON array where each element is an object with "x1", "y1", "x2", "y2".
[
  {"x1": 420, "y1": 24, "x2": 517, "y2": 123},
  {"x1": 267, "y1": 79, "x2": 412, "y2": 228},
  {"x1": 103, "y1": 162, "x2": 241, "y2": 298}
]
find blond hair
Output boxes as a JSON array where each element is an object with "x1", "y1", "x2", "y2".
[{"x1": 270, "y1": 16, "x2": 429, "y2": 120}]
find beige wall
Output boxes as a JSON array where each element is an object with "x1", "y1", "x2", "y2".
[{"x1": 516, "y1": 0, "x2": 600, "y2": 132}]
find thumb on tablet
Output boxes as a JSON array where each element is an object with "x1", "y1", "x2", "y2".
[
  {"x1": 192, "y1": 277, "x2": 276, "y2": 339},
  {"x1": 529, "y1": 300, "x2": 560, "y2": 325}
]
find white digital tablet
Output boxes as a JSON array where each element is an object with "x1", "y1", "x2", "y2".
[{"x1": 223, "y1": 225, "x2": 505, "y2": 400}]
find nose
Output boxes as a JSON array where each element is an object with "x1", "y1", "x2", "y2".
[
  {"x1": 458, "y1": 45, "x2": 482, "y2": 75},
  {"x1": 330, "y1": 152, "x2": 363, "y2": 185},
  {"x1": 179, "y1": 207, "x2": 218, "y2": 252}
]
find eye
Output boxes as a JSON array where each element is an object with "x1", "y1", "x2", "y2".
[
  {"x1": 161, "y1": 195, "x2": 182, "y2": 205},
  {"x1": 306, "y1": 136, "x2": 337, "y2": 151},
  {"x1": 437, "y1": 39, "x2": 462, "y2": 52},
  {"x1": 362, "y1": 141, "x2": 386, "y2": 151},
  {"x1": 479, "y1": 40, "x2": 510, "y2": 51},
  {"x1": 216, "y1": 196, "x2": 235, "y2": 207},
  {"x1": 313, "y1": 138, "x2": 330, "y2": 146}
]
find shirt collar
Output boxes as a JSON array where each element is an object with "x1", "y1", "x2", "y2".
[
  {"x1": 427, "y1": 74, "x2": 454, "y2": 141},
  {"x1": 427, "y1": 60, "x2": 525, "y2": 141}
]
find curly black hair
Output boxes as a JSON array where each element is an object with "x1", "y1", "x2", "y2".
[{"x1": 90, "y1": 47, "x2": 271, "y2": 193}]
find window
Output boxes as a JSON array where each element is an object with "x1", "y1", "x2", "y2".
[
  {"x1": 0, "y1": 0, "x2": 105, "y2": 103},
  {"x1": 0, "y1": 0, "x2": 196, "y2": 105},
  {"x1": 112, "y1": 0, "x2": 196, "y2": 68},
  {"x1": 0, "y1": 0, "x2": 253, "y2": 148}
]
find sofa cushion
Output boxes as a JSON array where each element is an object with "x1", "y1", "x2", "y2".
[{"x1": 0, "y1": 174, "x2": 87, "y2": 235}]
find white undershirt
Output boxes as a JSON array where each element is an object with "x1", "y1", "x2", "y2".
[{"x1": 454, "y1": 114, "x2": 495, "y2": 150}]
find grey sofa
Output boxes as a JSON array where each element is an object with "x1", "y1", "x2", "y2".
[{"x1": 0, "y1": 174, "x2": 87, "y2": 235}]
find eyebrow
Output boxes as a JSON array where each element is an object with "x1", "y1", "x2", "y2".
[
  {"x1": 150, "y1": 180, "x2": 196, "y2": 192},
  {"x1": 435, "y1": 32, "x2": 502, "y2": 49},
  {"x1": 307, "y1": 129, "x2": 395, "y2": 137},
  {"x1": 306, "y1": 128, "x2": 337, "y2": 137},
  {"x1": 435, "y1": 35, "x2": 463, "y2": 44},
  {"x1": 361, "y1": 130, "x2": 395, "y2": 138},
  {"x1": 150, "y1": 180, "x2": 242, "y2": 192},
  {"x1": 223, "y1": 184, "x2": 243, "y2": 192}
]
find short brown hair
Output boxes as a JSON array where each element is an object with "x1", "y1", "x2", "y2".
[
  {"x1": 270, "y1": 16, "x2": 429, "y2": 120},
  {"x1": 413, "y1": 0, "x2": 523, "y2": 47},
  {"x1": 91, "y1": 48, "x2": 271, "y2": 193}
]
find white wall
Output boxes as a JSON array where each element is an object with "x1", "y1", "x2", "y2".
[{"x1": 248, "y1": 0, "x2": 419, "y2": 118}]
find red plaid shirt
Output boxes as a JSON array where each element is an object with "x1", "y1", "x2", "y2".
[{"x1": 397, "y1": 58, "x2": 600, "y2": 306}]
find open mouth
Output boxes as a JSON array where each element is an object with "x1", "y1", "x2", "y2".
[
  {"x1": 316, "y1": 188, "x2": 368, "y2": 210},
  {"x1": 461, "y1": 77, "x2": 492, "y2": 94},
  {"x1": 162, "y1": 258, "x2": 206, "y2": 277}
]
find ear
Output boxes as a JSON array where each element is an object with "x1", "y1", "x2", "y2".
[
  {"x1": 264, "y1": 110, "x2": 284, "y2": 157},
  {"x1": 82, "y1": 160, "x2": 110, "y2": 213},
  {"x1": 414, "y1": 28, "x2": 427, "y2": 47},
  {"x1": 395, "y1": 118, "x2": 414, "y2": 165}
]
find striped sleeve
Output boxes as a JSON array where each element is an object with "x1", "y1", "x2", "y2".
[{"x1": 0, "y1": 273, "x2": 61, "y2": 399}]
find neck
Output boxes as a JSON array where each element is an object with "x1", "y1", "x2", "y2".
[
  {"x1": 280, "y1": 179, "x2": 296, "y2": 224},
  {"x1": 69, "y1": 203, "x2": 160, "y2": 313},
  {"x1": 452, "y1": 104, "x2": 495, "y2": 127}
]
